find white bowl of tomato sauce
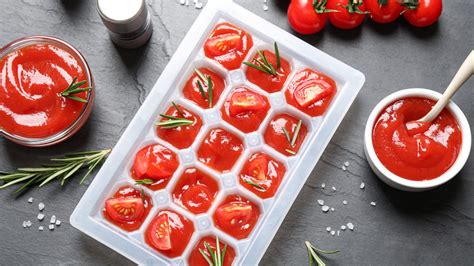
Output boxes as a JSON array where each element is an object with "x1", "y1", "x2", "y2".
[
  {"x1": 0, "y1": 36, "x2": 94, "y2": 147},
  {"x1": 364, "y1": 88, "x2": 471, "y2": 191}
]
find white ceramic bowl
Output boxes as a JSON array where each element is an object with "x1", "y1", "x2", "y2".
[{"x1": 364, "y1": 88, "x2": 471, "y2": 192}]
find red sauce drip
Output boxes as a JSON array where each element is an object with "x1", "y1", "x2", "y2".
[
  {"x1": 103, "y1": 185, "x2": 152, "y2": 232},
  {"x1": 131, "y1": 144, "x2": 179, "y2": 190},
  {"x1": 221, "y1": 86, "x2": 270, "y2": 133},
  {"x1": 0, "y1": 44, "x2": 88, "y2": 138},
  {"x1": 172, "y1": 167, "x2": 219, "y2": 214},
  {"x1": 145, "y1": 209, "x2": 194, "y2": 258},
  {"x1": 156, "y1": 104, "x2": 202, "y2": 149},
  {"x1": 197, "y1": 128, "x2": 244, "y2": 173},
  {"x1": 213, "y1": 194, "x2": 260, "y2": 240},
  {"x1": 239, "y1": 152, "x2": 286, "y2": 198},
  {"x1": 285, "y1": 68, "x2": 337, "y2": 117},
  {"x1": 188, "y1": 236, "x2": 236, "y2": 266},
  {"x1": 204, "y1": 22, "x2": 253, "y2": 70},
  {"x1": 264, "y1": 113, "x2": 308, "y2": 156},
  {"x1": 372, "y1": 97, "x2": 462, "y2": 181},
  {"x1": 245, "y1": 50, "x2": 291, "y2": 93},
  {"x1": 182, "y1": 67, "x2": 225, "y2": 109}
]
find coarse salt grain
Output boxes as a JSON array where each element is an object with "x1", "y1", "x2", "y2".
[
  {"x1": 337, "y1": 230, "x2": 340, "y2": 236},
  {"x1": 326, "y1": 227, "x2": 331, "y2": 232},
  {"x1": 330, "y1": 207, "x2": 335, "y2": 212},
  {"x1": 38, "y1": 226, "x2": 44, "y2": 231},
  {"x1": 26, "y1": 221, "x2": 32, "y2": 227},
  {"x1": 347, "y1": 222, "x2": 354, "y2": 231},
  {"x1": 317, "y1": 199, "x2": 324, "y2": 206},
  {"x1": 332, "y1": 186, "x2": 336, "y2": 191},
  {"x1": 342, "y1": 165, "x2": 346, "y2": 171},
  {"x1": 322, "y1": 205, "x2": 330, "y2": 213},
  {"x1": 55, "y1": 220, "x2": 61, "y2": 226},
  {"x1": 360, "y1": 182, "x2": 365, "y2": 189},
  {"x1": 371, "y1": 201, "x2": 377, "y2": 207},
  {"x1": 49, "y1": 224, "x2": 55, "y2": 230},
  {"x1": 263, "y1": 4, "x2": 269, "y2": 11},
  {"x1": 28, "y1": 197, "x2": 34, "y2": 203},
  {"x1": 343, "y1": 200, "x2": 347, "y2": 205},
  {"x1": 341, "y1": 225, "x2": 346, "y2": 231},
  {"x1": 22, "y1": 221, "x2": 27, "y2": 228},
  {"x1": 321, "y1": 183, "x2": 325, "y2": 189},
  {"x1": 344, "y1": 161, "x2": 350, "y2": 167},
  {"x1": 37, "y1": 213, "x2": 45, "y2": 221},
  {"x1": 38, "y1": 202, "x2": 45, "y2": 211},
  {"x1": 330, "y1": 230, "x2": 335, "y2": 236},
  {"x1": 50, "y1": 215, "x2": 56, "y2": 224}
]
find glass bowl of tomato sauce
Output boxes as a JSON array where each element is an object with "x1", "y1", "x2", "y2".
[
  {"x1": 364, "y1": 88, "x2": 471, "y2": 191},
  {"x1": 0, "y1": 36, "x2": 95, "y2": 147}
]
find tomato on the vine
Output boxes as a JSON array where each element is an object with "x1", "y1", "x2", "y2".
[
  {"x1": 287, "y1": 0, "x2": 332, "y2": 34},
  {"x1": 327, "y1": 0, "x2": 367, "y2": 30},
  {"x1": 366, "y1": 0, "x2": 404, "y2": 24},
  {"x1": 402, "y1": 0, "x2": 442, "y2": 27}
]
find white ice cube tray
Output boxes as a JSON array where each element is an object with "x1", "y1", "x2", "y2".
[{"x1": 70, "y1": 0, "x2": 365, "y2": 264}]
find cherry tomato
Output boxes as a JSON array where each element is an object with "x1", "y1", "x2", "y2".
[
  {"x1": 365, "y1": 0, "x2": 404, "y2": 24},
  {"x1": 293, "y1": 81, "x2": 333, "y2": 108},
  {"x1": 327, "y1": 0, "x2": 367, "y2": 30},
  {"x1": 228, "y1": 89, "x2": 268, "y2": 116},
  {"x1": 105, "y1": 197, "x2": 145, "y2": 223},
  {"x1": 246, "y1": 154, "x2": 269, "y2": 181},
  {"x1": 149, "y1": 212, "x2": 172, "y2": 251},
  {"x1": 213, "y1": 195, "x2": 260, "y2": 239},
  {"x1": 403, "y1": 0, "x2": 442, "y2": 27},
  {"x1": 287, "y1": 0, "x2": 328, "y2": 34}
]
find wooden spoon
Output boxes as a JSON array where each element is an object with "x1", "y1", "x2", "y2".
[{"x1": 406, "y1": 50, "x2": 474, "y2": 135}]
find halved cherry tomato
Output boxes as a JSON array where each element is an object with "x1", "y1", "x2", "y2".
[
  {"x1": 131, "y1": 144, "x2": 179, "y2": 190},
  {"x1": 204, "y1": 23, "x2": 253, "y2": 70},
  {"x1": 213, "y1": 195, "x2": 260, "y2": 239},
  {"x1": 327, "y1": 0, "x2": 367, "y2": 30},
  {"x1": 402, "y1": 0, "x2": 442, "y2": 27},
  {"x1": 365, "y1": 0, "x2": 403, "y2": 24},
  {"x1": 145, "y1": 210, "x2": 194, "y2": 258},
  {"x1": 229, "y1": 90, "x2": 268, "y2": 116},
  {"x1": 247, "y1": 154, "x2": 269, "y2": 181},
  {"x1": 294, "y1": 82, "x2": 332, "y2": 108},
  {"x1": 149, "y1": 212, "x2": 172, "y2": 251},
  {"x1": 105, "y1": 197, "x2": 145, "y2": 223},
  {"x1": 288, "y1": 0, "x2": 329, "y2": 34}
]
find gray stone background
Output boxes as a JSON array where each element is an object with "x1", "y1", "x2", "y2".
[{"x1": 0, "y1": 0, "x2": 473, "y2": 265}]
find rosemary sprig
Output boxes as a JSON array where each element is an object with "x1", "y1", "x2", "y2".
[
  {"x1": 199, "y1": 236, "x2": 227, "y2": 266},
  {"x1": 243, "y1": 42, "x2": 282, "y2": 76},
  {"x1": 135, "y1": 179, "x2": 154, "y2": 185},
  {"x1": 285, "y1": 149, "x2": 296, "y2": 155},
  {"x1": 195, "y1": 69, "x2": 214, "y2": 108},
  {"x1": 60, "y1": 77, "x2": 92, "y2": 103},
  {"x1": 305, "y1": 241, "x2": 339, "y2": 266},
  {"x1": 244, "y1": 179, "x2": 266, "y2": 191},
  {"x1": 156, "y1": 103, "x2": 193, "y2": 129},
  {"x1": 282, "y1": 120, "x2": 302, "y2": 155},
  {"x1": 0, "y1": 149, "x2": 111, "y2": 194},
  {"x1": 291, "y1": 120, "x2": 302, "y2": 147}
]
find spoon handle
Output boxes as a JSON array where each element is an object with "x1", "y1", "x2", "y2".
[{"x1": 421, "y1": 50, "x2": 474, "y2": 123}]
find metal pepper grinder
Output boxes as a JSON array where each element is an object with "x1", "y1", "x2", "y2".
[{"x1": 97, "y1": 0, "x2": 153, "y2": 49}]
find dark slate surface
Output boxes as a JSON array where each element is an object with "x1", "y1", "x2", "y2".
[{"x1": 1, "y1": 0, "x2": 473, "y2": 265}]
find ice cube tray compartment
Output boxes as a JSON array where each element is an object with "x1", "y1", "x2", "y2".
[{"x1": 71, "y1": 0, "x2": 365, "y2": 265}]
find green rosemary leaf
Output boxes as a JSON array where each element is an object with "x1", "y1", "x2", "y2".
[
  {"x1": 39, "y1": 163, "x2": 76, "y2": 187},
  {"x1": 207, "y1": 76, "x2": 213, "y2": 108},
  {"x1": 140, "y1": 189, "x2": 145, "y2": 201},
  {"x1": 197, "y1": 80, "x2": 208, "y2": 100},
  {"x1": 305, "y1": 241, "x2": 339, "y2": 266},
  {"x1": 159, "y1": 114, "x2": 180, "y2": 120},
  {"x1": 274, "y1": 42, "x2": 281, "y2": 69},
  {"x1": 0, "y1": 174, "x2": 36, "y2": 189},
  {"x1": 63, "y1": 87, "x2": 92, "y2": 96},
  {"x1": 244, "y1": 179, "x2": 266, "y2": 190},
  {"x1": 199, "y1": 248, "x2": 214, "y2": 266},
  {"x1": 65, "y1": 95, "x2": 88, "y2": 103},
  {"x1": 172, "y1": 102, "x2": 185, "y2": 117},
  {"x1": 285, "y1": 149, "x2": 296, "y2": 155},
  {"x1": 65, "y1": 150, "x2": 107, "y2": 157},
  {"x1": 221, "y1": 243, "x2": 227, "y2": 266},
  {"x1": 205, "y1": 242, "x2": 217, "y2": 265},
  {"x1": 253, "y1": 58, "x2": 275, "y2": 74},
  {"x1": 17, "y1": 167, "x2": 59, "y2": 172},
  {"x1": 282, "y1": 127, "x2": 292, "y2": 144},
  {"x1": 216, "y1": 236, "x2": 221, "y2": 266},
  {"x1": 61, "y1": 162, "x2": 84, "y2": 186},
  {"x1": 157, "y1": 119, "x2": 193, "y2": 129},
  {"x1": 80, "y1": 153, "x2": 107, "y2": 184},
  {"x1": 135, "y1": 179, "x2": 154, "y2": 185},
  {"x1": 291, "y1": 120, "x2": 302, "y2": 147},
  {"x1": 243, "y1": 62, "x2": 274, "y2": 75},
  {"x1": 195, "y1": 68, "x2": 207, "y2": 83}
]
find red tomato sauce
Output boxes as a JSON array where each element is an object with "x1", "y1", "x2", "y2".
[
  {"x1": 372, "y1": 97, "x2": 462, "y2": 181},
  {"x1": 221, "y1": 87, "x2": 270, "y2": 133},
  {"x1": 172, "y1": 167, "x2": 219, "y2": 214},
  {"x1": 103, "y1": 185, "x2": 152, "y2": 232},
  {"x1": 131, "y1": 144, "x2": 179, "y2": 190},
  {"x1": 0, "y1": 44, "x2": 89, "y2": 138},
  {"x1": 245, "y1": 50, "x2": 291, "y2": 93},
  {"x1": 145, "y1": 210, "x2": 194, "y2": 258},
  {"x1": 182, "y1": 67, "x2": 225, "y2": 109},
  {"x1": 239, "y1": 152, "x2": 286, "y2": 198},
  {"x1": 213, "y1": 194, "x2": 260, "y2": 239},
  {"x1": 285, "y1": 68, "x2": 337, "y2": 117},
  {"x1": 197, "y1": 128, "x2": 244, "y2": 173},
  {"x1": 264, "y1": 113, "x2": 308, "y2": 156},
  {"x1": 156, "y1": 104, "x2": 202, "y2": 149},
  {"x1": 204, "y1": 22, "x2": 253, "y2": 70},
  {"x1": 188, "y1": 236, "x2": 236, "y2": 266}
]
